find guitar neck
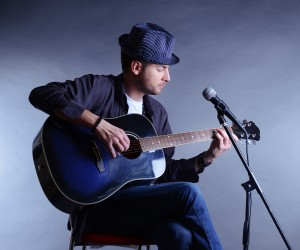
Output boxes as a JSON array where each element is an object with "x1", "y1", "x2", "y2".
[
  {"x1": 139, "y1": 129, "x2": 216, "y2": 152},
  {"x1": 130, "y1": 118, "x2": 260, "y2": 154}
]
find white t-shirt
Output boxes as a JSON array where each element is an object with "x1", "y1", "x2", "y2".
[{"x1": 125, "y1": 94, "x2": 143, "y2": 115}]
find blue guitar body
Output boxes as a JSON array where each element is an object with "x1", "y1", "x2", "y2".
[{"x1": 32, "y1": 114, "x2": 165, "y2": 214}]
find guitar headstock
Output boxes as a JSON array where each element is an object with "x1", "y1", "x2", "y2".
[{"x1": 232, "y1": 120, "x2": 260, "y2": 144}]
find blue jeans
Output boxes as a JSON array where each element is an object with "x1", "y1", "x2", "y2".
[{"x1": 84, "y1": 182, "x2": 223, "y2": 250}]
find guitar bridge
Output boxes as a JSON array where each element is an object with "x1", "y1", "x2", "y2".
[{"x1": 90, "y1": 138, "x2": 105, "y2": 173}]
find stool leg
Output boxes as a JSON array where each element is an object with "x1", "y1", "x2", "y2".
[
  {"x1": 69, "y1": 234, "x2": 75, "y2": 250},
  {"x1": 136, "y1": 246, "x2": 151, "y2": 250}
]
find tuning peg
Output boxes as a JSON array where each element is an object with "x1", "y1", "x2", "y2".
[
  {"x1": 239, "y1": 139, "x2": 245, "y2": 145},
  {"x1": 239, "y1": 139, "x2": 256, "y2": 145}
]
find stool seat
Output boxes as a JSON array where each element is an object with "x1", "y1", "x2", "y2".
[
  {"x1": 80, "y1": 232, "x2": 153, "y2": 245},
  {"x1": 68, "y1": 215, "x2": 154, "y2": 249}
]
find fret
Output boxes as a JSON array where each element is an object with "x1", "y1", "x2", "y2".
[
  {"x1": 161, "y1": 135, "x2": 169, "y2": 148},
  {"x1": 166, "y1": 135, "x2": 174, "y2": 147},
  {"x1": 187, "y1": 132, "x2": 197, "y2": 143},
  {"x1": 140, "y1": 137, "x2": 152, "y2": 152}
]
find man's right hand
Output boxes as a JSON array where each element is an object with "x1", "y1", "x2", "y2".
[
  {"x1": 94, "y1": 119, "x2": 130, "y2": 158},
  {"x1": 53, "y1": 109, "x2": 130, "y2": 158}
]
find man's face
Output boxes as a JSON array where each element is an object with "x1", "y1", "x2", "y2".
[{"x1": 136, "y1": 63, "x2": 171, "y2": 95}]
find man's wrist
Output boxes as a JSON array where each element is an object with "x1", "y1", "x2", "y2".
[
  {"x1": 91, "y1": 116, "x2": 102, "y2": 132},
  {"x1": 196, "y1": 151, "x2": 211, "y2": 174}
]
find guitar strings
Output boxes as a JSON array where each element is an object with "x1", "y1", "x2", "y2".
[
  {"x1": 95, "y1": 124, "x2": 252, "y2": 157},
  {"x1": 123, "y1": 128, "x2": 218, "y2": 155},
  {"x1": 126, "y1": 124, "x2": 249, "y2": 154}
]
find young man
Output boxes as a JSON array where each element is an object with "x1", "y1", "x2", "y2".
[{"x1": 29, "y1": 22, "x2": 233, "y2": 250}]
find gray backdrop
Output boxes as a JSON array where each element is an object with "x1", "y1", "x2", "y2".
[{"x1": 1, "y1": 0, "x2": 299, "y2": 249}]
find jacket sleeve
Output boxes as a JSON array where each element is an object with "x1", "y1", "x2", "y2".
[{"x1": 29, "y1": 74, "x2": 110, "y2": 119}]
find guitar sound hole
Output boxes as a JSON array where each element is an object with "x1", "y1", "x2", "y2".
[{"x1": 123, "y1": 133, "x2": 142, "y2": 159}]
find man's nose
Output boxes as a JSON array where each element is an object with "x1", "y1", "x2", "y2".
[{"x1": 164, "y1": 68, "x2": 171, "y2": 82}]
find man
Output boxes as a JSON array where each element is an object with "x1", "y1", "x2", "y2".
[{"x1": 29, "y1": 22, "x2": 234, "y2": 250}]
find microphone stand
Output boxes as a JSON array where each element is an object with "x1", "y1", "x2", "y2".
[{"x1": 215, "y1": 111, "x2": 293, "y2": 250}]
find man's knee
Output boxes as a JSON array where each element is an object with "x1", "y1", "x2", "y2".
[
  {"x1": 175, "y1": 182, "x2": 203, "y2": 203},
  {"x1": 152, "y1": 220, "x2": 192, "y2": 249}
]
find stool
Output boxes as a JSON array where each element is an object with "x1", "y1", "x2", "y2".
[{"x1": 68, "y1": 215, "x2": 153, "y2": 250}]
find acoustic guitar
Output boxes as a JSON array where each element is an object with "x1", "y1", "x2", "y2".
[{"x1": 32, "y1": 113, "x2": 260, "y2": 213}]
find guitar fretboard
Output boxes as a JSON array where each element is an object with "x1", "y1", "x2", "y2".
[{"x1": 139, "y1": 129, "x2": 216, "y2": 152}]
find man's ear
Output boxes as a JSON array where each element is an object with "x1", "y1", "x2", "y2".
[{"x1": 131, "y1": 60, "x2": 143, "y2": 75}]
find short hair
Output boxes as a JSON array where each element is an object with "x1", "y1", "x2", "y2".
[
  {"x1": 121, "y1": 50, "x2": 148, "y2": 72},
  {"x1": 120, "y1": 50, "x2": 134, "y2": 71}
]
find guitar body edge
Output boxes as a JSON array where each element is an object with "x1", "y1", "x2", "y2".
[
  {"x1": 32, "y1": 129, "x2": 81, "y2": 214},
  {"x1": 32, "y1": 128, "x2": 82, "y2": 214}
]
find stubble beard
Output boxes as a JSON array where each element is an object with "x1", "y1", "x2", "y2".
[{"x1": 135, "y1": 76, "x2": 160, "y2": 96}]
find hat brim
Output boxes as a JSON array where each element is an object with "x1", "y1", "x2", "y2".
[{"x1": 118, "y1": 34, "x2": 180, "y2": 65}]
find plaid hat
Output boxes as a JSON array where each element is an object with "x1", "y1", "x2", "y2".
[{"x1": 119, "y1": 22, "x2": 180, "y2": 65}]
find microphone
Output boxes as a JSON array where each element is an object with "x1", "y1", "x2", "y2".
[{"x1": 202, "y1": 87, "x2": 247, "y2": 133}]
